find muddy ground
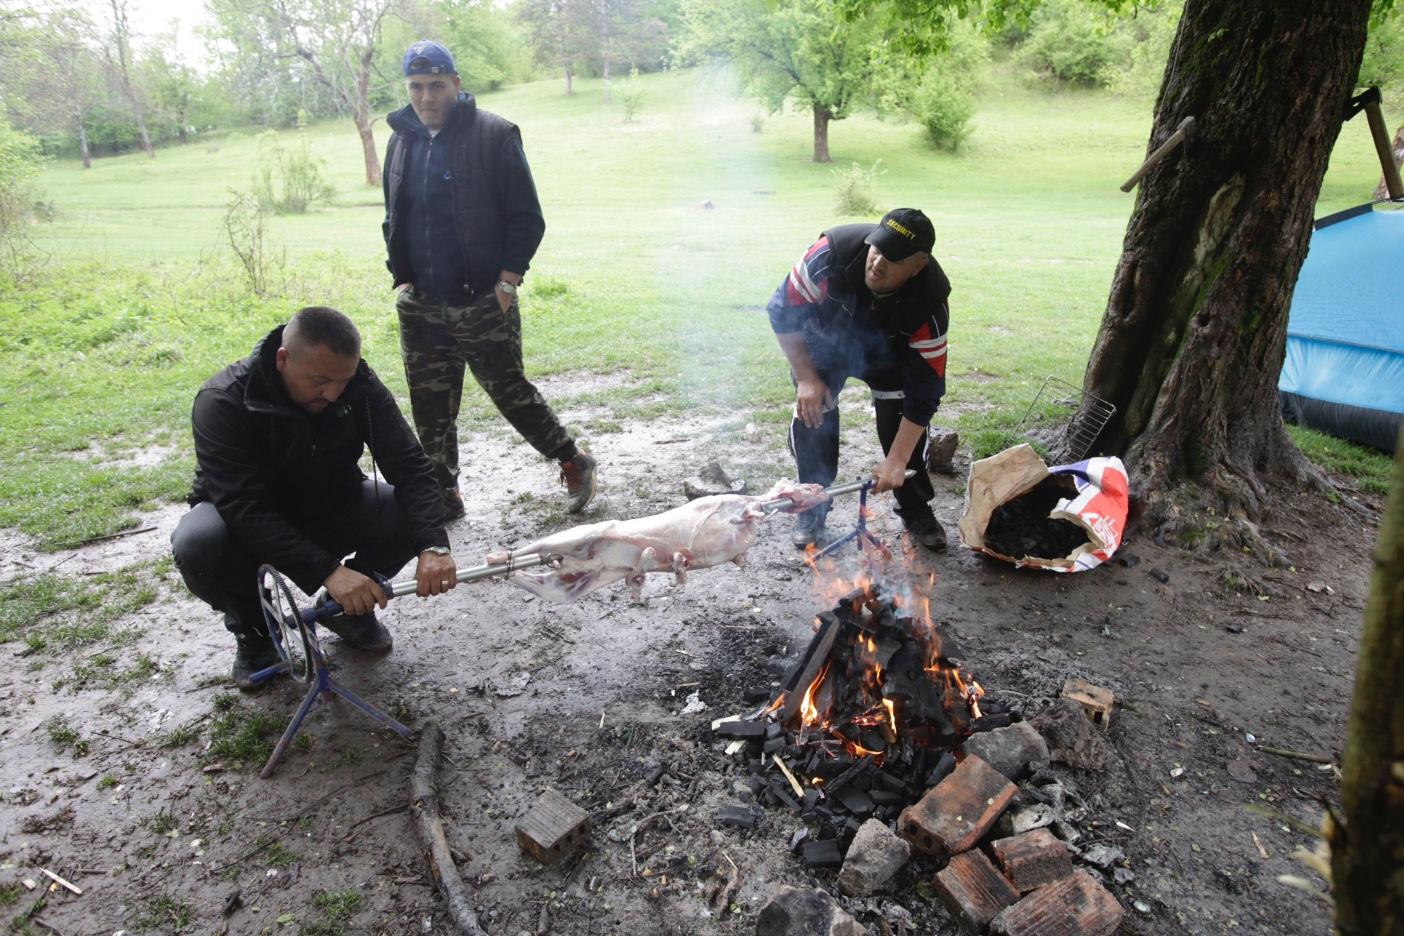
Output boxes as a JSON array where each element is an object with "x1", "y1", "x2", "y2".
[{"x1": 0, "y1": 381, "x2": 1379, "y2": 935}]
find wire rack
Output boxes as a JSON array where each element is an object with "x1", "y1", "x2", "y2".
[{"x1": 1015, "y1": 376, "x2": 1117, "y2": 463}]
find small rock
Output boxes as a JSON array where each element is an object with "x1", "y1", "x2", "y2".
[
  {"x1": 1226, "y1": 757, "x2": 1257, "y2": 784},
  {"x1": 927, "y1": 430, "x2": 960, "y2": 474},
  {"x1": 1030, "y1": 699, "x2": 1107, "y2": 771},
  {"x1": 961, "y1": 722, "x2": 1050, "y2": 781},
  {"x1": 699, "y1": 198, "x2": 715, "y2": 209},
  {"x1": 1133, "y1": 899, "x2": 1152, "y2": 914},
  {"x1": 1117, "y1": 553, "x2": 1140, "y2": 568},
  {"x1": 680, "y1": 691, "x2": 707, "y2": 715},
  {"x1": 1225, "y1": 622, "x2": 1244, "y2": 634},
  {"x1": 683, "y1": 460, "x2": 747, "y2": 499},
  {"x1": 755, "y1": 886, "x2": 867, "y2": 936},
  {"x1": 1149, "y1": 568, "x2": 1170, "y2": 584},
  {"x1": 1113, "y1": 867, "x2": 1136, "y2": 885},
  {"x1": 1306, "y1": 581, "x2": 1333, "y2": 594},
  {"x1": 837, "y1": 818, "x2": 911, "y2": 897},
  {"x1": 1010, "y1": 804, "x2": 1056, "y2": 834},
  {"x1": 1169, "y1": 765, "x2": 1185, "y2": 779}
]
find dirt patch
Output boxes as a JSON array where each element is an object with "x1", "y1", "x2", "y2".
[{"x1": 0, "y1": 409, "x2": 1375, "y2": 935}]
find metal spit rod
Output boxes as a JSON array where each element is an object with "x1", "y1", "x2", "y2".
[{"x1": 381, "y1": 470, "x2": 915, "y2": 597}]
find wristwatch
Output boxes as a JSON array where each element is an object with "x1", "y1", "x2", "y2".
[
  {"x1": 424, "y1": 546, "x2": 452, "y2": 556},
  {"x1": 495, "y1": 280, "x2": 518, "y2": 296}
]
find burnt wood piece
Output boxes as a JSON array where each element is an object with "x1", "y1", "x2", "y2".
[
  {"x1": 934, "y1": 848, "x2": 1020, "y2": 933},
  {"x1": 769, "y1": 782, "x2": 801, "y2": 811},
  {"x1": 825, "y1": 756, "x2": 872, "y2": 795},
  {"x1": 515, "y1": 789, "x2": 589, "y2": 866},
  {"x1": 969, "y1": 712, "x2": 1016, "y2": 733},
  {"x1": 780, "y1": 614, "x2": 841, "y2": 723},
  {"x1": 802, "y1": 838, "x2": 845, "y2": 868},
  {"x1": 989, "y1": 828, "x2": 1074, "y2": 893},
  {"x1": 715, "y1": 720, "x2": 768, "y2": 740},
  {"x1": 835, "y1": 787, "x2": 875, "y2": 817},
  {"x1": 717, "y1": 804, "x2": 762, "y2": 829},
  {"x1": 899, "y1": 755, "x2": 1017, "y2": 858},
  {"x1": 989, "y1": 869, "x2": 1124, "y2": 936},
  {"x1": 925, "y1": 752, "x2": 957, "y2": 788}
]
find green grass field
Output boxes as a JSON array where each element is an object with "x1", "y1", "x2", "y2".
[{"x1": 0, "y1": 64, "x2": 1392, "y2": 548}]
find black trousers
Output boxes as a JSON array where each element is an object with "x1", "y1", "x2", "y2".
[
  {"x1": 170, "y1": 480, "x2": 418, "y2": 638},
  {"x1": 789, "y1": 362, "x2": 935, "y2": 517}
]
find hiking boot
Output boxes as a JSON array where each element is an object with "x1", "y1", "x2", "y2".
[
  {"x1": 443, "y1": 487, "x2": 466, "y2": 523},
  {"x1": 232, "y1": 630, "x2": 283, "y2": 692},
  {"x1": 791, "y1": 506, "x2": 830, "y2": 549},
  {"x1": 320, "y1": 611, "x2": 393, "y2": 654},
  {"x1": 560, "y1": 448, "x2": 598, "y2": 514},
  {"x1": 897, "y1": 505, "x2": 948, "y2": 552}
]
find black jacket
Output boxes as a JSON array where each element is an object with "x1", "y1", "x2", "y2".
[
  {"x1": 188, "y1": 326, "x2": 449, "y2": 593},
  {"x1": 382, "y1": 93, "x2": 546, "y2": 295}
]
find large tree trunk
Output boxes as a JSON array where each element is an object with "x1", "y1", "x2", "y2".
[
  {"x1": 812, "y1": 105, "x2": 832, "y2": 163},
  {"x1": 1331, "y1": 425, "x2": 1404, "y2": 934},
  {"x1": 1079, "y1": 0, "x2": 1371, "y2": 524}
]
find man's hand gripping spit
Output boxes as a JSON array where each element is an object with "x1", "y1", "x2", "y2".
[{"x1": 414, "y1": 550, "x2": 458, "y2": 598}]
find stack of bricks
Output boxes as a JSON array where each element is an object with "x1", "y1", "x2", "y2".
[{"x1": 902, "y1": 756, "x2": 1124, "y2": 935}]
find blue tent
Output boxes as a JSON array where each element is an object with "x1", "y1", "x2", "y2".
[{"x1": 1280, "y1": 203, "x2": 1404, "y2": 452}]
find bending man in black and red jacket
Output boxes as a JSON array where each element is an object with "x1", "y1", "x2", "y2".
[
  {"x1": 766, "y1": 208, "x2": 952, "y2": 552},
  {"x1": 171, "y1": 306, "x2": 458, "y2": 690}
]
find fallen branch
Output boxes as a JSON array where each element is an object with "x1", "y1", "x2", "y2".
[
  {"x1": 60, "y1": 526, "x2": 158, "y2": 549},
  {"x1": 1255, "y1": 745, "x2": 1334, "y2": 765},
  {"x1": 411, "y1": 723, "x2": 485, "y2": 936},
  {"x1": 343, "y1": 802, "x2": 409, "y2": 841}
]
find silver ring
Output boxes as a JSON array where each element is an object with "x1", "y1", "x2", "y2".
[{"x1": 440, "y1": 580, "x2": 450, "y2": 587}]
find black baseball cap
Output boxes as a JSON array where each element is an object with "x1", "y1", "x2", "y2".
[{"x1": 865, "y1": 208, "x2": 935, "y2": 261}]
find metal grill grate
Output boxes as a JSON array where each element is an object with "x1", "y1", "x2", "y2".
[{"x1": 1015, "y1": 376, "x2": 1117, "y2": 463}]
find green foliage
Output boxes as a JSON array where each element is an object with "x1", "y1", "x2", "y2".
[
  {"x1": 224, "y1": 190, "x2": 284, "y2": 297},
  {"x1": 253, "y1": 119, "x2": 334, "y2": 215},
  {"x1": 0, "y1": 116, "x2": 44, "y2": 264},
  {"x1": 1103, "y1": 0, "x2": 1183, "y2": 99},
  {"x1": 301, "y1": 890, "x2": 364, "y2": 935},
  {"x1": 138, "y1": 894, "x2": 193, "y2": 931},
  {"x1": 619, "y1": 70, "x2": 647, "y2": 122},
  {"x1": 0, "y1": 563, "x2": 160, "y2": 649},
  {"x1": 46, "y1": 717, "x2": 87, "y2": 755},
  {"x1": 1018, "y1": 0, "x2": 1128, "y2": 87},
  {"x1": 208, "y1": 700, "x2": 287, "y2": 768},
  {"x1": 892, "y1": 16, "x2": 988, "y2": 151},
  {"x1": 1360, "y1": 6, "x2": 1404, "y2": 99},
  {"x1": 832, "y1": 159, "x2": 884, "y2": 215}
]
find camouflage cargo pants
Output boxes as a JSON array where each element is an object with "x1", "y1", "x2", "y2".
[{"x1": 396, "y1": 287, "x2": 573, "y2": 492}]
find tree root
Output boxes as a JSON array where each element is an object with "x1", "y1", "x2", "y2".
[{"x1": 411, "y1": 723, "x2": 486, "y2": 936}]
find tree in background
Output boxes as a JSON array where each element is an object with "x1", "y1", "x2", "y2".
[
  {"x1": 520, "y1": 0, "x2": 590, "y2": 95},
  {"x1": 0, "y1": 6, "x2": 106, "y2": 167},
  {"x1": 385, "y1": 0, "x2": 529, "y2": 95},
  {"x1": 681, "y1": 0, "x2": 924, "y2": 162},
  {"x1": 880, "y1": 13, "x2": 988, "y2": 151},
  {"x1": 520, "y1": 0, "x2": 671, "y2": 98},
  {"x1": 102, "y1": 0, "x2": 155, "y2": 158},
  {"x1": 208, "y1": 0, "x2": 397, "y2": 185}
]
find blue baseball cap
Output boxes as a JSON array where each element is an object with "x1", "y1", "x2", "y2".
[{"x1": 402, "y1": 40, "x2": 456, "y2": 77}]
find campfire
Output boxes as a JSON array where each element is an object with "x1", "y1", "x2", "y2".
[{"x1": 715, "y1": 555, "x2": 1015, "y2": 857}]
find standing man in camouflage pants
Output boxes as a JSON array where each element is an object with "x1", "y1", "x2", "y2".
[{"x1": 382, "y1": 40, "x2": 597, "y2": 521}]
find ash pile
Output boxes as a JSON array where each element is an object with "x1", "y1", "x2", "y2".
[{"x1": 712, "y1": 583, "x2": 1131, "y2": 935}]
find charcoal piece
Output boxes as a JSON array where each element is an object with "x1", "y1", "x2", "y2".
[
  {"x1": 826, "y1": 757, "x2": 872, "y2": 795},
  {"x1": 745, "y1": 686, "x2": 773, "y2": 703},
  {"x1": 763, "y1": 736, "x2": 785, "y2": 755},
  {"x1": 969, "y1": 712, "x2": 1015, "y2": 733},
  {"x1": 802, "y1": 838, "x2": 845, "y2": 869},
  {"x1": 717, "y1": 804, "x2": 761, "y2": 829},
  {"x1": 766, "y1": 721, "x2": 783, "y2": 739},
  {"x1": 925, "y1": 752, "x2": 957, "y2": 789},
  {"x1": 873, "y1": 769, "x2": 911, "y2": 796},
  {"x1": 870, "y1": 789, "x2": 904, "y2": 807},
  {"x1": 860, "y1": 732, "x2": 888, "y2": 753},
  {"x1": 770, "y1": 782, "x2": 800, "y2": 811},
  {"x1": 802, "y1": 789, "x2": 822, "y2": 811},
  {"x1": 816, "y1": 755, "x2": 855, "y2": 780},
  {"x1": 982, "y1": 475, "x2": 1091, "y2": 560},
  {"x1": 789, "y1": 828, "x2": 810, "y2": 854},
  {"x1": 716, "y1": 720, "x2": 767, "y2": 740},
  {"x1": 836, "y1": 787, "x2": 875, "y2": 817},
  {"x1": 874, "y1": 635, "x2": 902, "y2": 669}
]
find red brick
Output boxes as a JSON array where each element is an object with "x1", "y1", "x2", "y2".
[
  {"x1": 933, "y1": 848, "x2": 1019, "y2": 933},
  {"x1": 989, "y1": 828, "x2": 1074, "y2": 893},
  {"x1": 899, "y1": 755, "x2": 1016, "y2": 858},
  {"x1": 989, "y1": 869, "x2": 1125, "y2": 936},
  {"x1": 1061, "y1": 678, "x2": 1114, "y2": 730}
]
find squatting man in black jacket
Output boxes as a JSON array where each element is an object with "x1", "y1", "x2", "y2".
[
  {"x1": 382, "y1": 40, "x2": 598, "y2": 521},
  {"x1": 171, "y1": 307, "x2": 458, "y2": 690},
  {"x1": 767, "y1": 208, "x2": 952, "y2": 552}
]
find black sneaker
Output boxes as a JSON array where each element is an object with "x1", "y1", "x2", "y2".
[
  {"x1": 443, "y1": 487, "x2": 466, "y2": 522},
  {"x1": 897, "y1": 505, "x2": 948, "y2": 552},
  {"x1": 560, "y1": 448, "x2": 598, "y2": 514},
  {"x1": 320, "y1": 612, "x2": 393, "y2": 654},
  {"x1": 790, "y1": 506, "x2": 830, "y2": 549},
  {"x1": 232, "y1": 631, "x2": 283, "y2": 692}
]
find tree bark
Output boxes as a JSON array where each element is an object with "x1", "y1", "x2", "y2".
[
  {"x1": 813, "y1": 105, "x2": 832, "y2": 163},
  {"x1": 76, "y1": 114, "x2": 92, "y2": 169},
  {"x1": 1079, "y1": 0, "x2": 1371, "y2": 523},
  {"x1": 1331, "y1": 424, "x2": 1404, "y2": 934},
  {"x1": 136, "y1": 114, "x2": 154, "y2": 157},
  {"x1": 1374, "y1": 125, "x2": 1404, "y2": 201},
  {"x1": 355, "y1": 51, "x2": 381, "y2": 186},
  {"x1": 565, "y1": 62, "x2": 574, "y2": 95}
]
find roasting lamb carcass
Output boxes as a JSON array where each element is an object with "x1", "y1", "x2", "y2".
[{"x1": 487, "y1": 480, "x2": 830, "y2": 603}]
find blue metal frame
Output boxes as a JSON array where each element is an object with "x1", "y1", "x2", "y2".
[{"x1": 253, "y1": 567, "x2": 415, "y2": 779}]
